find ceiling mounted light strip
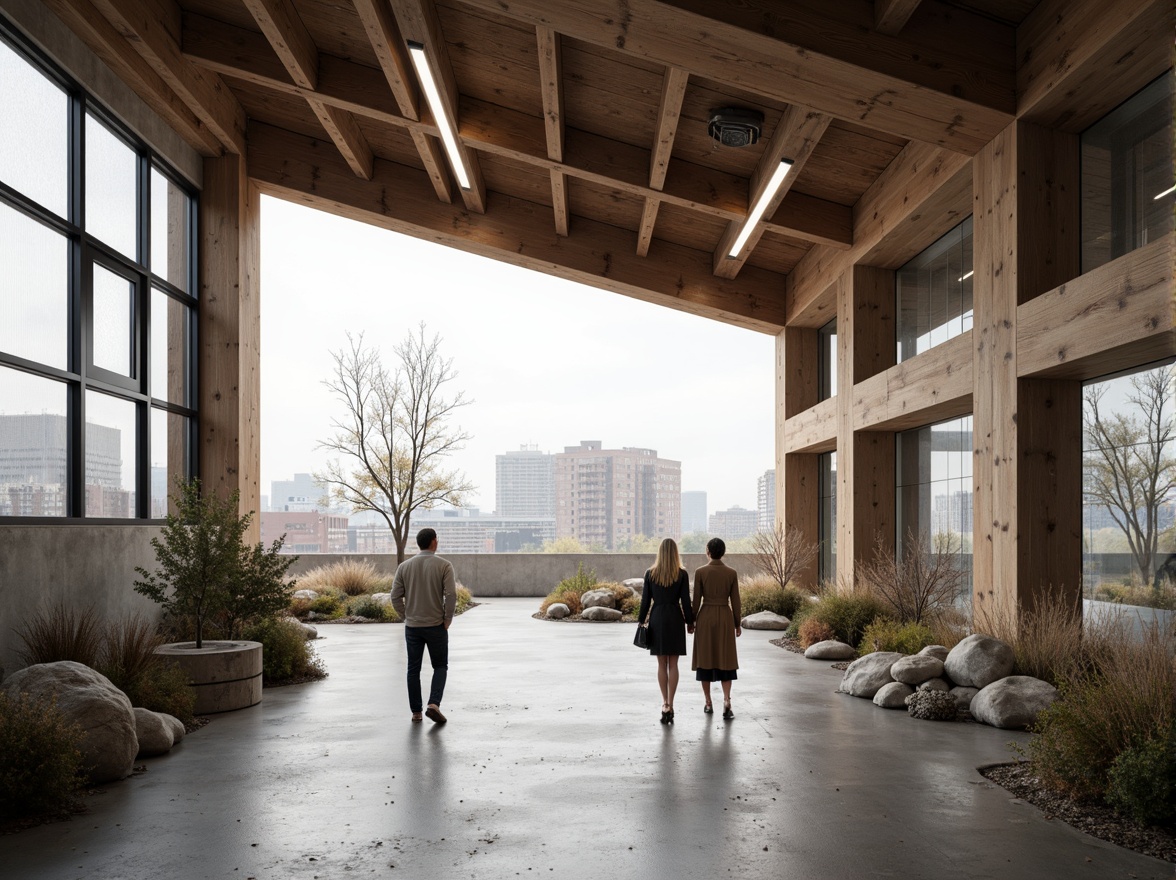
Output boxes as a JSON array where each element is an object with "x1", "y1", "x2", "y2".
[
  {"x1": 407, "y1": 41, "x2": 471, "y2": 191},
  {"x1": 726, "y1": 159, "x2": 793, "y2": 259}
]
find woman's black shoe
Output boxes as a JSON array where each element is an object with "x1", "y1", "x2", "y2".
[
  {"x1": 666, "y1": 709, "x2": 674, "y2": 724},
  {"x1": 703, "y1": 702, "x2": 713, "y2": 714},
  {"x1": 660, "y1": 709, "x2": 670, "y2": 724},
  {"x1": 722, "y1": 702, "x2": 734, "y2": 720}
]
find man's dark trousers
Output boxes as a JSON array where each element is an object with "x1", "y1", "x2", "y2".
[{"x1": 405, "y1": 624, "x2": 448, "y2": 712}]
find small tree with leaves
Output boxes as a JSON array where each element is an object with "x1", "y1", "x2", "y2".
[
  {"x1": 750, "y1": 522, "x2": 819, "y2": 591},
  {"x1": 318, "y1": 325, "x2": 475, "y2": 564},
  {"x1": 857, "y1": 530, "x2": 967, "y2": 624}
]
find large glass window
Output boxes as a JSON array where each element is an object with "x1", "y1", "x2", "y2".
[
  {"x1": 1082, "y1": 75, "x2": 1174, "y2": 273},
  {"x1": 896, "y1": 218, "x2": 973, "y2": 363},
  {"x1": 818, "y1": 319, "x2": 837, "y2": 401},
  {"x1": 818, "y1": 451, "x2": 837, "y2": 582},
  {"x1": 0, "y1": 28, "x2": 197, "y2": 520},
  {"x1": 896, "y1": 415, "x2": 973, "y2": 597},
  {"x1": 1082, "y1": 361, "x2": 1176, "y2": 607}
]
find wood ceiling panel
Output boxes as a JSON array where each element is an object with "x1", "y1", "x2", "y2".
[
  {"x1": 353, "y1": 118, "x2": 426, "y2": 170},
  {"x1": 673, "y1": 75, "x2": 789, "y2": 177},
  {"x1": 560, "y1": 37, "x2": 663, "y2": 150},
  {"x1": 949, "y1": 0, "x2": 1039, "y2": 26},
  {"x1": 478, "y1": 151, "x2": 553, "y2": 208},
  {"x1": 567, "y1": 177, "x2": 646, "y2": 234},
  {"x1": 794, "y1": 121, "x2": 910, "y2": 206},
  {"x1": 652, "y1": 202, "x2": 726, "y2": 254},
  {"x1": 746, "y1": 231, "x2": 811, "y2": 276},
  {"x1": 226, "y1": 75, "x2": 324, "y2": 140},
  {"x1": 440, "y1": 10, "x2": 542, "y2": 117},
  {"x1": 182, "y1": 0, "x2": 258, "y2": 32},
  {"x1": 292, "y1": 0, "x2": 379, "y2": 68}
]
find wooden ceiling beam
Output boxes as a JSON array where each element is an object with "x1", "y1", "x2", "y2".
[
  {"x1": 89, "y1": 0, "x2": 245, "y2": 155},
  {"x1": 389, "y1": 0, "x2": 487, "y2": 213},
  {"x1": 874, "y1": 0, "x2": 922, "y2": 36},
  {"x1": 43, "y1": 0, "x2": 224, "y2": 156},
  {"x1": 457, "y1": 0, "x2": 1013, "y2": 154},
  {"x1": 536, "y1": 26, "x2": 568, "y2": 236},
  {"x1": 636, "y1": 65, "x2": 688, "y2": 257},
  {"x1": 713, "y1": 108, "x2": 831, "y2": 279},
  {"x1": 248, "y1": 121, "x2": 788, "y2": 332}
]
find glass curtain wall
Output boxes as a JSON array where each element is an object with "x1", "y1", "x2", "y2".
[
  {"x1": 0, "y1": 28, "x2": 197, "y2": 519},
  {"x1": 818, "y1": 451, "x2": 837, "y2": 582},
  {"x1": 896, "y1": 218, "x2": 973, "y2": 363},
  {"x1": 895, "y1": 416, "x2": 973, "y2": 598},
  {"x1": 817, "y1": 319, "x2": 837, "y2": 401}
]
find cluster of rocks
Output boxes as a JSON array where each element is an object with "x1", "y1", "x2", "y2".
[
  {"x1": 2, "y1": 661, "x2": 186, "y2": 784},
  {"x1": 832, "y1": 634, "x2": 1059, "y2": 729},
  {"x1": 545, "y1": 579, "x2": 644, "y2": 620}
]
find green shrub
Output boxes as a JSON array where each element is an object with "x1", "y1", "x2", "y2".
[
  {"x1": 309, "y1": 592, "x2": 345, "y2": 619},
  {"x1": 349, "y1": 596, "x2": 400, "y2": 622},
  {"x1": 859, "y1": 620, "x2": 935, "y2": 655},
  {"x1": 740, "y1": 575, "x2": 809, "y2": 619},
  {"x1": 243, "y1": 617, "x2": 327, "y2": 684},
  {"x1": 16, "y1": 600, "x2": 104, "y2": 667},
  {"x1": 803, "y1": 592, "x2": 891, "y2": 647},
  {"x1": 95, "y1": 614, "x2": 196, "y2": 723},
  {"x1": 539, "y1": 563, "x2": 598, "y2": 615},
  {"x1": 1106, "y1": 729, "x2": 1176, "y2": 826},
  {"x1": 124, "y1": 659, "x2": 197, "y2": 723},
  {"x1": 0, "y1": 693, "x2": 84, "y2": 818}
]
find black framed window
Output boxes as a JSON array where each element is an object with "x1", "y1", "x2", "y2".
[
  {"x1": 0, "y1": 24, "x2": 197, "y2": 520},
  {"x1": 818, "y1": 451, "x2": 837, "y2": 583},
  {"x1": 896, "y1": 217, "x2": 973, "y2": 363},
  {"x1": 817, "y1": 318, "x2": 837, "y2": 401}
]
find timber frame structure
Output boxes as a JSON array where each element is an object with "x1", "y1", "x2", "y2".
[{"x1": 1, "y1": 0, "x2": 1173, "y2": 620}]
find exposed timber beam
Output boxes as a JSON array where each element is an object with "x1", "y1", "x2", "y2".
[
  {"x1": 247, "y1": 122, "x2": 789, "y2": 333},
  {"x1": 852, "y1": 331, "x2": 973, "y2": 432},
  {"x1": 637, "y1": 65, "x2": 689, "y2": 257},
  {"x1": 874, "y1": 0, "x2": 922, "y2": 36},
  {"x1": 89, "y1": 0, "x2": 245, "y2": 155},
  {"x1": 42, "y1": 0, "x2": 224, "y2": 155},
  {"x1": 536, "y1": 26, "x2": 567, "y2": 235},
  {"x1": 180, "y1": 14, "x2": 852, "y2": 248},
  {"x1": 713, "y1": 107, "x2": 831, "y2": 279},
  {"x1": 389, "y1": 0, "x2": 486, "y2": 213},
  {"x1": 458, "y1": 0, "x2": 1015, "y2": 153},
  {"x1": 782, "y1": 397, "x2": 836, "y2": 454}
]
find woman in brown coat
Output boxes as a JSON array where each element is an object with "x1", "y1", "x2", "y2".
[{"x1": 691, "y1": 537, "x2": 741, "y2": 718}]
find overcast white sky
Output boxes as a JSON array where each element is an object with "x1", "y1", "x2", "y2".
[{"x1": 259, "y1": 196, "x2": 776, "y2": 515}]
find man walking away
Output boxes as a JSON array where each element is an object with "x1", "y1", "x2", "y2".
[{"x1": 391, "y1": 528, "x2": 456, "y2": 724}]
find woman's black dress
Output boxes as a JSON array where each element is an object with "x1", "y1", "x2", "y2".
[{"x1": 637, "y1": 569, "x2": 694, "y2": 656}]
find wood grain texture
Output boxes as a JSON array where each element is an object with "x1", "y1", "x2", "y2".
[
  {"x1": 783, "y1": 397, "x2": 837, "y2": 454},
  {"x1": 240, "y1": 0, "x2": 317, "y2": 89},
  {"x1": 549, "y1": 168, "x2": 569, "y2": 236},
  {"x1": 777, "y1": 328, "x2": 821, "y2": 587},
  {"x1": 875, "y1": 0, "x2": 922, "y2": 35},
  {"x1": 635, "y1": 199, "x2": 658, "y2": 257},
  {"x1": 535, "y1": 26, "x2": 563, "y2": 162},
  {"x1": 853, "y1": 332, "x2": 973, "y2": 432},
  {"x1": 308, "y1": 99, "x2": 376, "y2": 179},
  {"x1": 649, "y1": 66, "x2": 689, "y2": 190},
  {"x1": 352, "y1": 0, "x2": 419, "y2": 120}
]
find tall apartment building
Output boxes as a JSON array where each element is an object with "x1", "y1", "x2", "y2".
[
  {"x1": 261, "y1": 511, "x2": 350, "y2": 554},
  {"x1": 555, "y1": 441, "x2": 680, "y2": 549},
  {"x1": 495, "y1": 445, "x2": 555, "y2": 517},
  {"x1": 757, "y1": 470, "x2": 776, "y2": 532},
  {"x1": 681, "y1": 490, "x2": 708, "y2": 534},
  {"x1": 271, "y1": 473, "x2": 329, "y2": 513},
  {"x1": 709, "y1": 506, "x2": 758, "y2": 541}
]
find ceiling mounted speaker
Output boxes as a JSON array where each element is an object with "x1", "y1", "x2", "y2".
[{"x1": 708, "y1": 107, "x2": 764, "y2": 148}]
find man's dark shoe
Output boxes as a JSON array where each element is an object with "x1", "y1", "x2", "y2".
[{"x1": 425, "y1": 705, "x2": 447, "y2": 724}]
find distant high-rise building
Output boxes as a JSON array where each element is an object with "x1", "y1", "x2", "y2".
[
  {"x1": 709, "y1": 506, "x2": 758, "y2": 541},
  {"x1": 496, "y1": 445, "x2": 555, "y2": 517},
  {"x1": 271, "y1": 473, "x2": 329, "y2": 512},
  {"x1": 681, "y1": 490, "x2": 708, "y2": 534},
  {"x1": 757, "y1": 470, "x2": 776, "y2": 531},
  {"x1": 556, "y1": 441, "x2": 680, "y2": 550},
  {"x1": 261, "y1": 512, "x2": 350, "y2": 554}
]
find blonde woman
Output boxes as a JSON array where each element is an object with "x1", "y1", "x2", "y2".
[{"x1": 636, "y1": 538, "x2": 695, "y2": 724}]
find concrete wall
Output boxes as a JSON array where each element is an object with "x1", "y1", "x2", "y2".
[
  {"x1": 285, "y1": 553, "x2": 760, "y2": 597},
  {"x1": 0, "y1": 526, "x2": 162, "y2": 678}
]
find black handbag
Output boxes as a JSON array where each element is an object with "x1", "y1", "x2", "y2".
[{"x1": 633, "y1": 624, "x2": 648, "y2": 649}]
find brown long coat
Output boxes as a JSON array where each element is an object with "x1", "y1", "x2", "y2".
[{"x1": 691, "y1": 559, "x2": 740, "y2": 671}]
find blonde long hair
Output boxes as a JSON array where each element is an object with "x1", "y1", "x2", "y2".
[{"x1": 649, "y1": 537, "x2": 683, "y2": 587}]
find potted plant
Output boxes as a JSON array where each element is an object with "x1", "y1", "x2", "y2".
[{"x1": 135, "y1": 479, "x2": 296, "y2": 713}]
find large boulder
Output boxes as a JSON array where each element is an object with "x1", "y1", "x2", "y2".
[
  {"x1": 370, "y1": 592, "x2": 393, "y2": 607},
  {"x1": 741, "y1": 611, "x2": 790, "y2": 630},
  {"x1": 839, "y1": 652, "x2": 905, "y2": 698},
  {"x1": 581, "y1": 605, "x2": 623, "y2": 621},
  {"x1": 918, "y1": 678, "x2": 950, "y2": 693},
  {"x1": 873, "y1": 682, "x2": 915, "y2": 709},
  {"x1": 970, "y1": 676, "x2": 1059, "y2": 730},
  {"x1": 906, "y1": 689, "x2": 959, "y2": 721},
  {"x1": 623, "y1": 578, "x2": 644, "y2": 595},
  {"x1": 292, "y1": 589, "x2": 318, "y2": 601},
  {"x1": 581, "y1": 589, "x2": 616, "y2": 610},
  {"x1": 949, "y1": 686, "x2": 980, "y2": 712},
  {"x1": 2, "y1": 661, "x2": 138, "y2": 783},
  {"x1": 891, "y1": 655, "x2": 944, "y2": 685},
  {"x1": 159, "y1": 712, "x2": 186, "y2": 744},
  {"x1": 133, "y1": 707, "x2": 175, "y2": 757},
  {"x1": 300, "y1": 623, "x2": 319, "y2": 640},
  {"x1": 919, "y1": 645, "x2": 950, "y2": 662},
  {"x1": 944, "y1": 634, "x2": 1015, "y2": 688},
  {"x1": 804, "y1": 640, "x2": 856, "y2": 661},
  {"x1": 545, "y1": 603, "x2": 570, "y2": 620}
]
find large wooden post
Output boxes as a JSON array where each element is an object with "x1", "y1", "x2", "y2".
[
  {"x1": 776, "y1": 327, "x2": 819, "y2": 587},
  {"x1": 198, "y1": 152, "x2": 261, "y2": 541},
  {"x1": 973, "y1": 121, "x2": 1082, "y2": 618}
]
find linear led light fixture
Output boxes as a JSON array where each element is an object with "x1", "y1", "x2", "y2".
[
  {"x1": 1154, "y1": 184, "x2": 1176, "y2": 200},
  {"x1": 959, "y1": 270, "x2": 974, "y2": 282},
  {"x1": 726, "y1": 159, "x2": 794, "y2": 259},
  {"x1": 407, "y1": 41, "x2": 471, "y2": 191}
]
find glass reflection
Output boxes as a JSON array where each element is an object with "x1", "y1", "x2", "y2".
[
  {"x1": 92, "y1": 263, "x2": 134, "y2": 377},
  {"x1": 150, "y1": 288, "x2": 189, "y2": 405},
  {"x1": 86, "y1": 113, "x2": 138, "y2": 261},
  {"x1": 0, "y1": 202, "x2": 68, "y2": 369},
  {"x1": 151, "y1": 167, "x2": 191, "y2": 292},
  {"x1": 0, "y1": 39, "x2": 68, "y2": 217},
  {"x1": 150, "y1": 407, "x2": 188, "y2": 517},
  {"x1": 84, "y1": 390, "x2": 136, "y2": 518},
  {"x1": 819, "y1": 451, "x2": 837, "y2": 581},
  {"x1": 896, "y1": 218, "x2": 973, "y2": 363},
  {"x1": 0, "y1": 366, "x2": 68, "y2": 516}
]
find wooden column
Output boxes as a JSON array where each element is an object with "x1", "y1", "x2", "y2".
[
  {"x1": 973, "y1": 120, "x2": 1081, "y2": 618},
  {"x1": 198, "y1": 152, "x2": 261, "y2": 541},
  {"x1": 836, "y1": 266, "x2": 896, "y2": 582},
  {"x1": 777, "y1": 327, "x2": 819, "y2": 587}
]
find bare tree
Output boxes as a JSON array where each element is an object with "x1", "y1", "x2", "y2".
[
  {"x1": 857, "y1": 530, "x2": 967, "y2": 624},
  {"x1": 1084, "y1": 366, "x2": 1176, "y2": 586},
  {"x1": 750, "y1": 522, "x2": 819, "y2": 591},
  {"x1": 317, "y1": 325, "x2": 474, "y2": 563}
]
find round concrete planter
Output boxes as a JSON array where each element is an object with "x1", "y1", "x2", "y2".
[{"x1": 155, "y1": 641, "x2": 263, "y2": 714}]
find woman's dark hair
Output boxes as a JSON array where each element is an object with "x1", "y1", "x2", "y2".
[{"x1": 706, "y1": 537, "x2": 726, "y2": 559}]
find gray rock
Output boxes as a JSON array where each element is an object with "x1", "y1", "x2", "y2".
[
  {"x1": 623, "y1": 578, "x2": 644, "y2": 595},
  {"x1": 890, "y1": 654, "x2": 944, "y2": 685},
  {"x1": 2, "y1": 661, "x2": 138, "y2": 783},
  {"x1": 545, "y1": 603, "x2": 570, "y2": 620},
  {"x1": 292, "y1": 589, "x2": 318, "y2": 600},
  {"x1": 300, "y1": 623, "x2": 319, "y2": 640},
  {"x1": 944, "y1": 634, "x2": 1015, "y2": 688},
  {"x1": 873, "y1": 682, "x2": 915, "y2": 709},
  {"x1": 918, "y1": 645, "x2": 950, "y2": 662},
  {"x1": 838, "y1": 652, "x2": 905, "y2": 698},
  {"x1": 741, "y1": 610, "x2": 791, "y2": 630},
  {"x1": 370, "y1": 592, "x2": 393, "y2": 607},
  {"x1": 804, "y1": 640, "x2": 857, "y2": 661},
  {"x1": 580, "y1": 605, "x2": 623, "y2": 621},
  {"x1": 970, "y1": 676, "x2": 1059, "y2": 730},
  {"x1": 133, "y1": 707, "x2": 174, "y2": 757},
  {"x1": 581, "y1": 589, "x2": 616, "y2": 609},
  {"x1": 906, "y1": 689, "x2": 959, "y2": 721},
  {"x1": 159, "y1": 712, "x2": 185, "y2": 744},
  {"x1": 949, "y1": 686, "x2": 980, "y2": 711},
  {"x1": 917, "y1": 677, "x2": 950, "y2": 693}
]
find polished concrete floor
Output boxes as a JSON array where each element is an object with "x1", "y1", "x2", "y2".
[{"x1": 2, "y1": 597, "x2": 1171, "y2": 879}]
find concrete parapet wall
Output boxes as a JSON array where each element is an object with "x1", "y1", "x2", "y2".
[{"x1": 285, "y1": 552, "x2": 760, "y2": 597}]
